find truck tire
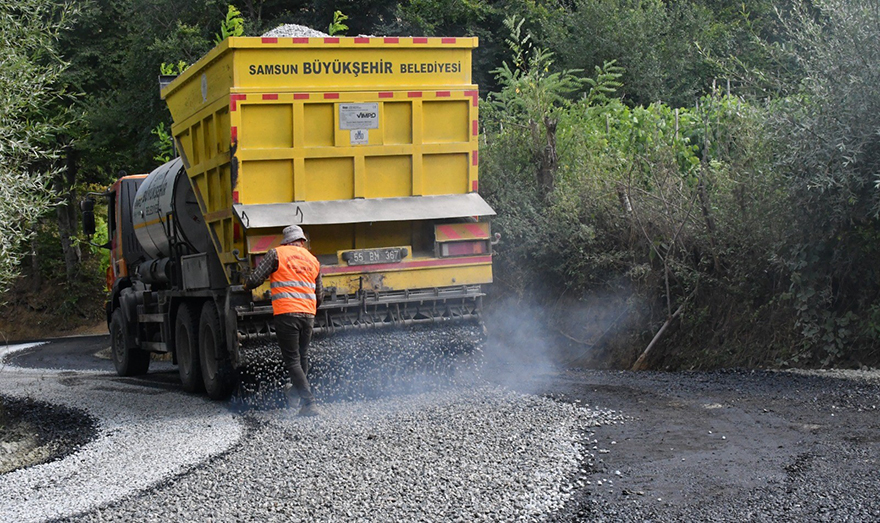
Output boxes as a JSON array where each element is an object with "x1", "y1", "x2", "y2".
[
  {"x1": 199, "y1": 301, "x2": 236, "y2": 400},
  {"x1": 175, "y1": 303, "x2": 204, "y2": 392},
  {"x1": 110, "y1": 309, "x2": 150, "y2": 376}
]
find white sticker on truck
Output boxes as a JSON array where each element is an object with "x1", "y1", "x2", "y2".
[
  {"x1": 339, "y1": 103, "x2": 379, "y2": 130},
  {"x1": 351, "y1": 129, "x2": 369, "y2": 145}
]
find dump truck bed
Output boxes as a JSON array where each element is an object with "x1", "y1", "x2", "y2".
[{"x1": 160, "y1": 36, "x2": 492, "y2": 332}]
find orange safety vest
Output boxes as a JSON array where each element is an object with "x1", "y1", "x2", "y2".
[{"x1": 270, "y1": 245, "x2": 321, "y2": 316}]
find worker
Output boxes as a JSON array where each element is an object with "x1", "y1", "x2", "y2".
[{"x1": 244, "y1": 225, "x2": 323, "y2": 416}]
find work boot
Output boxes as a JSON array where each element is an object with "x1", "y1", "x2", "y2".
[
  {"x1": 283, "y1": 385, "x2": 298, "y2": 409},
  {"x1": 297, "y1": 401, "x2": 321, "y2": 417}
]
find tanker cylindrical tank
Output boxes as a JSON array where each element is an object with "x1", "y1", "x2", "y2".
[{"x1": 132, "y1": 157, "x2": 211, "y2": 259}]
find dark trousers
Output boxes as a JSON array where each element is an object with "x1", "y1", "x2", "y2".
[{"x1": 275, "y1": 314, "x2": 315, "y2": 405}]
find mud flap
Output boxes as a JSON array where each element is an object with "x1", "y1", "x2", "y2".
[{"x1": 225, "y1": 286, "x2": 243, "y2": 368}]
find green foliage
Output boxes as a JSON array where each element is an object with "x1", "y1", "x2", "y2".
[
  {"x1": 394, "y1": 0, "x2": 564, "y2": 93},
  {"x1": 60, "y1": 0, "x2": 218, "y2": 181},
  {"x1": 0, "y1": 0, "x2": 80, "y2": 295},
  {"x1": 760, "y1": 0, "x2": 880, "y2": 364},
  {"x1": 550, "y1": 0, "x2": 784, "y2": 107},
  {"x1": 397, "y1": 0, "x2": 493, "y2": 35},
  {"x1": 486, "y1": 15, "x2": 587, "y2": 196},
  {"x1": 151, "y1": 122, "x2": 174, "y2": 163},
  {"x1": 483, "y1": 29, "x2": 792, "y2": 365},
  {"x1": 489, "y1": 45, "x2": 583, "y2": 122},
  {"x1": 583, "y1": 60, "x2": 624, "y2": 106},
  {"x1": 328, "y1": 10, "x2": 348, "y2": 36},
  {"x1": 215, "y1": 4, "x2": 245, "y2": 45},
  {"x1": 160, "y1": 61, "x2": 188, "y2": 75}
]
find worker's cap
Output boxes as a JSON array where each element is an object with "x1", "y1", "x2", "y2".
[{"x1": 280, "y1": 225, "x2": 306, "y2": 245}]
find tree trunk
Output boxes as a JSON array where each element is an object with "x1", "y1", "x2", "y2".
[
  {"x1": 537, "y1": 116, "x2": 559, "y2": 197},
  {"x1": 631, "y1": 301, "x2": 686, "y2": 371},
  {"x1": 699, "y1": 119, "x2": 722, "y2": 275},
  {"x1": 29, "y1": 236, "x2": 41, "y2": 292},
  {"x1": 243, "y1": 0, "x2": 262, "y2": 21},
  {"x1": 56, "y1": 149, "x2": 81, "y2": 284}
]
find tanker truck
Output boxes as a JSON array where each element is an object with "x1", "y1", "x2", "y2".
[{"x1": 81, "y1": 35, "x2": 495, "y2": 399}]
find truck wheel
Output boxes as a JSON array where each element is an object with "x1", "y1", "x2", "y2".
[
  {"x1": 175, "y1": 303, "x2": 204, "y2": 392},
  {"x1": 110, "y1": 309, "x2": 150, "y2": 376},
  {"x1": 199, "y1": 301, "x2": 236, "y2": 400}
]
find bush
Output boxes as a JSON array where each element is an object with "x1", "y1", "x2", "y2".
[
  {"x1": 482, "y1": 30, "x2": 795, "y2": 367},
  {"x1": 767, "y1": 0, "x2": 880, "y2": 364}
]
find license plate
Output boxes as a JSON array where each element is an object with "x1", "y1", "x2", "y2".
[{"x1": 342, "y1": 247, "x2": 405, "y2": 266}]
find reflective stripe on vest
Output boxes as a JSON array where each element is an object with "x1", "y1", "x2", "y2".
[{"x1": 269, "y1": 245, "x2": 321, "y2": 316}]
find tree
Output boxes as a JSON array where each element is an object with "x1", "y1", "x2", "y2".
[
  {"x1": 0, "y1": 0, "x2": 79, "y2": 294},
  {"x1": 488, "y1": 16, "x2": 586, "y2": 197},
  {"x1": 766, "y1": 0, "x2": 880, "y2": 363},
  {"x1": 551, "y1": 0, "x2": 788, "y2": 107}
]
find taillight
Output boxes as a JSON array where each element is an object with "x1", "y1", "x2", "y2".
[{"x1": 439, "y1": 240, "x2": 489, "y2": 257}]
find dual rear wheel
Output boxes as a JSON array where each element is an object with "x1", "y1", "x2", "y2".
[{"x1": 175, "y1": 300, "x2": 236, "y2": 400}]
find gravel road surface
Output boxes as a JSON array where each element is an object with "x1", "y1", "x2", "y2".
[
  {"x1": 0, "y1": 339, "x2": 241, "y2": 522},
  {"x1": 2, "y1": 335, "x2": 880, "y2": 521},
  {"x1": 547, "y1": 369, "x2": 880, "y2": 521}
]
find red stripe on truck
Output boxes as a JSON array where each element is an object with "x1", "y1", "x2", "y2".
[
  {"x1": 230, "y1": 94, "x2": 247, "y2": 111},
  {"x1": 253, "y1": 236, "x2": 279, "y2": 252},
  {"x1": 261, "y1": 37, "x2": 278, "y2": 44},
  {"x1": 465, "y1": 223, "x2": 488, "y2": 238},
  {"x1": 436, "y1": 225, "x2": 463, "y2": 240},
  {"x1": 262, "y1": 94, "x2": 278, "y2": 100}
]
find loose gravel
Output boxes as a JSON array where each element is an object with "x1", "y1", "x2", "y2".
[
  {"x1": 233, "y1": 322, "x2": 485, "y2": 408},
  {"x1": 262, "y1": 24, "x2": 329, "y2": 38},
  {"x1": 549, "y1": 368, "x2": 880, "y2": 522},
  {"x1": 6, "y1": 331, "x2": 880, "y2": 521},
  {"x1": 77, "y1": 386, "x2": 621, "y2": 522},
  {"x1": 0, "y1": 395, "x2": 97, "y2": 474},
  {"x1": 0, "y1": 342, "x2": 242, "y2": 523},
  {"x1": 1, "y1": 323, "x2": 624, "y2": 522}
]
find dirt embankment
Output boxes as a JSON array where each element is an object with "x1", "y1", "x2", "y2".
[{"x1": 0, "y1": 278, "x2": 107, "y2": 342}]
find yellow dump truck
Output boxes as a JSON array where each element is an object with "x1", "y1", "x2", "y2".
[{"x1": 82, "y1": 36, "x2": 495, "y2": 399}]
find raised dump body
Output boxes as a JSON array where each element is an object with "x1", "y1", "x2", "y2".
[{"x1": 161, "y1": 36, "x2": 494, "y2": 336}]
